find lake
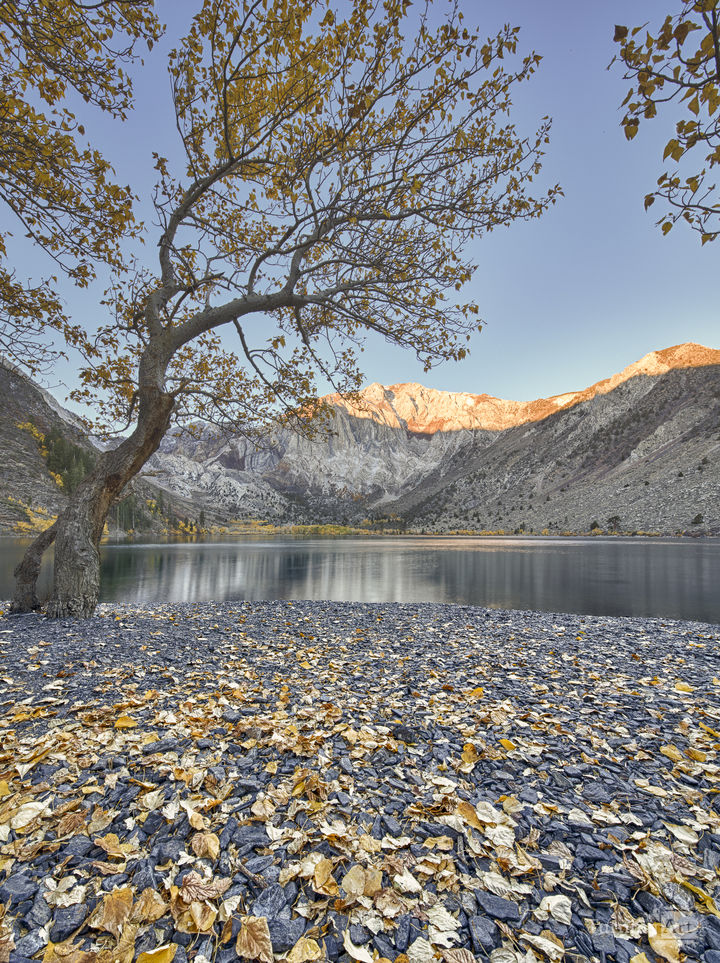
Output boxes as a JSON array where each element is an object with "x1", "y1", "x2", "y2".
[{"x1": 1, "y1": 535, "x2": 718, "y2": 623}]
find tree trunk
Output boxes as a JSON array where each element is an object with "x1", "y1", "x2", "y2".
[
  {"x1": 10, "y1": 520, "x2": 58, "y2": 613},
  {"x1": 13, "y1": 386, "x2": 175, "y2": 619}
]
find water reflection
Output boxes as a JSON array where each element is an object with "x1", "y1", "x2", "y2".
[{"x1": 1, "y1": 536, "x2": 718, "y2": 623}]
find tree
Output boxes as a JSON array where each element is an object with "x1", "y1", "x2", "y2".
[
  {"x1": 12, "y1": 0, "x2": 560, "y2": 617},
  {"x1": 613, "y1": 2, "x2": 720, "y2": 242},
  {"x1": 0, "y1": 0, "x2": 161, "y2": 374}
]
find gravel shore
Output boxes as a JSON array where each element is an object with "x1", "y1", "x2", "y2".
[{"x1": 1, "y1": 600, "x2": 719, "y2": 963}]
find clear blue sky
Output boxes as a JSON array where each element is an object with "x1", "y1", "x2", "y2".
[{"x1": 19, "y1": 0, "x2": 720, "y2": 405}]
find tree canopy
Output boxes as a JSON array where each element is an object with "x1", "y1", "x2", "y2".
[
  {"x1": 613, "y1": 1, "x2": 720, "y2": 243},
  {"x1": 0, "y1": 0, "x2": 161, "y2": 373},
  {"x1": 75, "y1": 0, "x2": 560, "y2": 436}
]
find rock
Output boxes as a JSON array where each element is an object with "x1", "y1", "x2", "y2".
[
  {"x1": 634, "y1": 891, "x2": 666, "y2": 917},
  {"x1": 468, "y1": 915, "x2": 499, "y2": 953},
  {"x1": 252, "y1": 884, "x2": 288, "y2": 919},
  {"x1": 323, "y1": 933, "x2": 344, "y2": 961},
  {"x1": 101, "y1": 873, "x2": 129, "y2": 890},
  {"x1": 0, "y1": 875, "x2": 37, "y2": 904},
  {"x1": 704, "y1": 915, "x2": 720, "y2": 951},
  {"x1": 373, "y1": 933, "x2": 397, "y2": 959},
  {"x1": 133, "y1": 865, "x2": 159, "y2": 892},
  {"x1": 592, "y1": 929, "x2": 616, "y2": 955},
  {"x1": 392, "y1": 724, "x2": 419, "y2": 743},
  {"x1": 349, "y1": 925, "x2": 371, "y2": 945},
  {"x1": 235, "y1": 778, "x2": 262, "y2": 793},
  {"x1": 395, "y1": 915, "x2": 411, "y2": 952},
  {"x1": 142, "y1": 810, "x2": 165, "y2": 835},
  {"x1": 474, "y1": 890, "x2": 521, "y2": 923},
  {"x1": 382, "y1": 814, "x2": 403, "y2": 837},
  {"x1": 268, "y1": 916, "x2": 305, "y2": 953},
  {"x1": 13, "y1": 929, "x2": 48, "y2": 958},
  {"x1": 143, "y1": 737, "x2": 178, "y2": 753},
  {"x1": 233, "y1": 825, "x2": 270, "y2": 848},
  {"x1": 572, "y1": 929, "x2": 595, "y2": 957},
  {"x1": 663, "y1": 882, "x2": 695, "y2": 913},
  {"x1": 575, "y1": 843, "x2": 610, "y2": 864},
  {"x1": 219, "y1": 816, "x2": 239, "y2": 848},
  {"x1": 27, "y1": 895, "x2": 51, "y2": 928},
  {"x1": 49, "y1": 904, "x2": 89, "y2": 943},
  {"x1": 582, "y1": 783, "x2": 611, "y2": 804},
  {"x1": 153, "y1": 838, "x2": 186, "y2": 864},
  {"x1": 63, "y1": 835, "x2": 95, "y2": 857}
]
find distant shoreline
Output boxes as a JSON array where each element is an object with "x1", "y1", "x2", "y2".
[{"x1": 2, "y1": 529, "x2": 719, "y2": 543}]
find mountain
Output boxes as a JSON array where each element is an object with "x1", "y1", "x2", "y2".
[
  {"x1": 151, "y1": 342, "x2": 720, "y2": 535},
  {"x1": 2, "y1": 343, "x2": 719, "y2": 536}
]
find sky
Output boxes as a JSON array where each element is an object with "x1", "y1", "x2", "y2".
[{"x1": 15, "y1": 0, "x2": 720, "y2": 406}]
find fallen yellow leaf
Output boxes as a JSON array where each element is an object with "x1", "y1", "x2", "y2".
[
  {"x1": 312, "y1": 856, "x2": 339, "y2": 896},
  {"x1": 648, "y1": 921, "x2": 680, "y2": 962},
  {"x1": 460, "y1": 743, "x2": 480, "y2": 766},
  {"x1": 681, "y1": 881, "x2": 720, "y2": 917},
  {"x1": 190, "y1": 832, "x2": 220, "y2": 861},
  {"x1": 114, "y1": 714, "x2": 137, "y2": 729},
  {"x1": 456, "y1": 800, "x2": 484, "y2": 832},
  {"x1": 236, "y1": 916, "x2": 273, "y2": 963},
  {"x1": 137, "y1": 946, "x2": 177, "y2": 963},
  {"x1": 90, "y1": 886, "x2": 133, "y2": 939},
  {"x1": 131, "y1": 888, "x2": 169, "y2": 925},
  {"x1": 286, "y1": 937, "x2": 324, "y2": 963}
]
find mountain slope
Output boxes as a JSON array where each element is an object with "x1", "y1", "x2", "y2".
[
  {"x1": 390, "y1": 363, "x2": 720, "y2": 534},
  {"x1": 0, "y1": 360, "x2": 198, "y2": 535},
  {"x1": 0, "y1": 361, "x2": 90, "y2": 533}
]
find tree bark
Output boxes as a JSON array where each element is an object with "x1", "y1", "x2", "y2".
[
  {"x1": 10, "y1": 520, "x2": 58, "y2": 613},
  {"x1": 13, "y1": 386, "x2": 175, "y2": 619}
]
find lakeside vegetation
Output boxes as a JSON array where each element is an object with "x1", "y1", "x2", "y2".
[{"x1": 3, "y1": 497, "x2": 697, "y2": 540}]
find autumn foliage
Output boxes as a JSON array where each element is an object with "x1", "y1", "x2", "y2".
[
  {"x1": 0, "y1": 0, "x2": 161, "y2": 373},
  {"x1": 614, "y1": 1, "x2": 720, "y2": 242},
  {"x1": 73, "y1": 0, "x2": 560, "y2": 436}
]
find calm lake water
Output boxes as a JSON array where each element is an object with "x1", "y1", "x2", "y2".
[{"x1": 1, "y1": 535, "x2": 718, "y2": 623}]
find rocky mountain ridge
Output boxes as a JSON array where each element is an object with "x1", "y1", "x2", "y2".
[
  {"x1": 151, "y1": 342, "x2": 720, "y2": 534},
  {"x1": 326, "y1": 343, "x2": 720, "y2": 433}
]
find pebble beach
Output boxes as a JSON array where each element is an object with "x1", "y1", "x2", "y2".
[{"x1": 1, "y1": 600, "x2": 720, "y2": 963}]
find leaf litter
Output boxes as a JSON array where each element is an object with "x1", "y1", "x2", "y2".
[{"x1": 0, "y1": 600, "x2": 719, "y2": 962}]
